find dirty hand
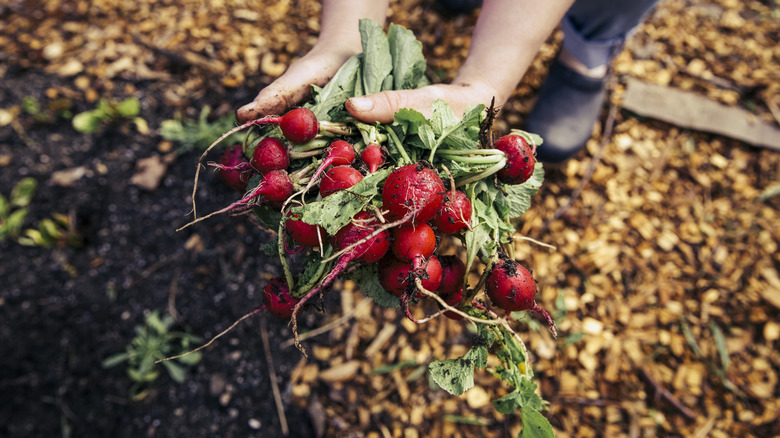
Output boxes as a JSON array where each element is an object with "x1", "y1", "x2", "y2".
[
  {"x1": 236, "y1": 0, "x2": 388, "y2": 123},
  {"x1": 235, "y1": 48, "x2": 352, "y2": 123}
]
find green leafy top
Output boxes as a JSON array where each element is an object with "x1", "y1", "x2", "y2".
[{"x1": 307, "y1": 19, "x2": 429, "y2": 121}]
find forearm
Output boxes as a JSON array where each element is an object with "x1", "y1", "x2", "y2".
[
  {"x1": 454, "y1": 0, "x2": 575, "y2": 104},
  {"x1": 312, "y1": 0, "x2": 390, "y2": 57}
]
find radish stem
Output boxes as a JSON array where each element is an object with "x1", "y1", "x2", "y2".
[
  {"x1": 384, "y1": 126, "x2": 411, "y2": 164},
  {"x1": 278, "y1": 219, "x2": 295, "y2": 292},
  {"x1": 455, "y1": 157, "x2": 507, "y2": 187}
]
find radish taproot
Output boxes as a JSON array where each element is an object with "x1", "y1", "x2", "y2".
[
  {"x1": 186, "y1": 170, "x2": 293, "y2": 227},
  {"x1": 381, "y1": 162, "x2": 445, "y2": 224},
  {"x1": 485, "y1": 257, "x2": 556, "y2": 335},
  {"x1": 318, "y1": 165, "x2": 363, "y2": 198},
  {"x1": 494, "y1": 134, "x2": 536, "y2": 185},
  {"x1": 251, "y1": 137, "x2": 290, "y2": 173}
]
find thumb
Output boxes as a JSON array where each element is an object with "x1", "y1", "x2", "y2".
[{"x1": 345, "y1": 88, "x2": 444, "y2": 124}]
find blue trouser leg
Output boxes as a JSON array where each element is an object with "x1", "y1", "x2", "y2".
[
  {"x1": 529, "y1": 0, "x2": 661, "y2": 162},
  {"x1": 435, "y1": 0, "x2": 662, "y2": 162},
  {"x1": 562, "y1": 0, "x2": 661, "y2": 69}
]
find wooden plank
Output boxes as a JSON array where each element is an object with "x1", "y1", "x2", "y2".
[{"x1": 621, "y1": 77, "x2": 780, "y2": 151}]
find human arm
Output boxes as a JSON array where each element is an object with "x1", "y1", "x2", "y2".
[
  {"x1": 236, "y1": 0, "x2": 389, "y2": 123},
  {"x1": 345, "y1": 0, "x2": 576, "y2": 123}
]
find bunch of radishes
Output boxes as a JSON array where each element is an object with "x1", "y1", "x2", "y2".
[{"x1": 182, "y1": 101, "x2": 553, "y2": 338}]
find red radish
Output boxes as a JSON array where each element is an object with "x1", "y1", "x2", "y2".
[
  {"x1": 432, "y1": 190, "x2": 471, "y2": 234},
  {"x1": 391, "y1": 223, "x2": 436, "y2": 264},
  {"x1": 291, "y1": 211, "x2": 390, "y2": 323},
  {"x1": 285, "y1": 212, "x2": 326, "y2": 248},
  {"x1": 324, "y1": 140, "x2": 357, "y2": 167},
  {"x1": 378, "y1": 255, "x2": 413, "y2": 297},
  {"x1": 251, "y1": 137, "x2": 290, "y2": 173},
  {"x1": 494, "y1": 134, "x2": 536, "y2": 185},
  {"x1": 381, "y1": 162, "x2": 445, "y2": 224},
  {"x1": 485, "y1": 257, "x2": 556, "y2": 335},
  {"x1": 361, "y1": 143, "x2": 385, "y2": 173},
  {"x1": 330, "y1": 212, "x2": 391, "y2": 265},
  {"x1": 263, "y1": 277, "x2": 299, "y2": 319},
  {"x1": 300, "y1": 140, "x2": 357, "y2": 196},
  {"x1": 252, "y1": 170, "x2": 294, "y2": 207},
  {"x1": 437, "y1": 255, "x2": 466, "y2": 297},
  {"x1": 278, "y1": 108, "x2": 319, "y2": 143},
  {"x1": 217, "y1": 144, "x2": 254, "y2": 192},
  {"x1": 192, "y1": 170, "x2": 293, "y2": 223},
  {"x1": 437, "y1": 255, "x2": 466, "y2": 320},
  {"x1": 230, "y1": 108, "x2": 320, "y2": 144},
  {"x1": 378, "y1": 254, "x2": 442, "y2": 298},
  {"x1": 244, "y1": 107, "x2": 319, "y2": 144},
  {"x1": 319, "y1": 165, "x2": 363, "y2": 198}
]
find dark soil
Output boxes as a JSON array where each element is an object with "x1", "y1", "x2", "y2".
[{"x1": 0, "y1": 67, "x2": 317, "y2": 438}]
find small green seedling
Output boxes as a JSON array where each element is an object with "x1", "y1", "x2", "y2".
[
  {"x1": 0, "y1": 177, "x2": 81, "y2": 247},
  {"x1": 22, "y1": 96, "x2": 74, "y2": 124},
  {"x1": 102, "y1": 311, "x2": 202, "y2": 400},
  {"x1": 0, "y1": 177, "x2": 37, "y2": 240},
  {"x1": 18, "y1": 212, "x2": 82, "y2": 248},
  {"x1": 160, "y1": 106, "x2": 245, "y2": 154},
  {"x1": 72, "y1": 97, "x2": 146, "y2": 134}
]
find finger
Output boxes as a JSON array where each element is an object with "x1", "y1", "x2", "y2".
[
  {"x1": 345, "y1": 87, "x2": 445, "y2": 124},
  {"x1": 344, "y1": 84, "x2": 498, "y2": 124}
]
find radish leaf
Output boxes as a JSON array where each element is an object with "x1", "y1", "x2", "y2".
[
  {"x1": 291, "y1": 167, "x2": 392, "y2": 235},
  {"x1": 388, "y1": 23, "x2": 428, "y2": 90},
  {"x1": 359, "y1": 19, "x2": 392, "y2": 95},
  {"x1": 519, "y1": 406, "x2": 555, "y2": 438},
  {"x1": 348, "y1": 264, "x2": 399, "y2": 308}
]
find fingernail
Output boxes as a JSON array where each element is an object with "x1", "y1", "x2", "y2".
[{"x1": 349, "y1": 97, "x2": 373, "y2": 112}]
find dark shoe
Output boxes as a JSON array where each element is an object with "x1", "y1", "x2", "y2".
[
  {"x1": 435, "y1": 0, "x2": 482, "y2": 14},
  {"x1": 524, "y1": 55, "x2": 608, "y2": 163}
]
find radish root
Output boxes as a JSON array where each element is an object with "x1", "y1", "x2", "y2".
[{"x1": 155, "y1": 305, "x2": 265, "y2": 363}]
